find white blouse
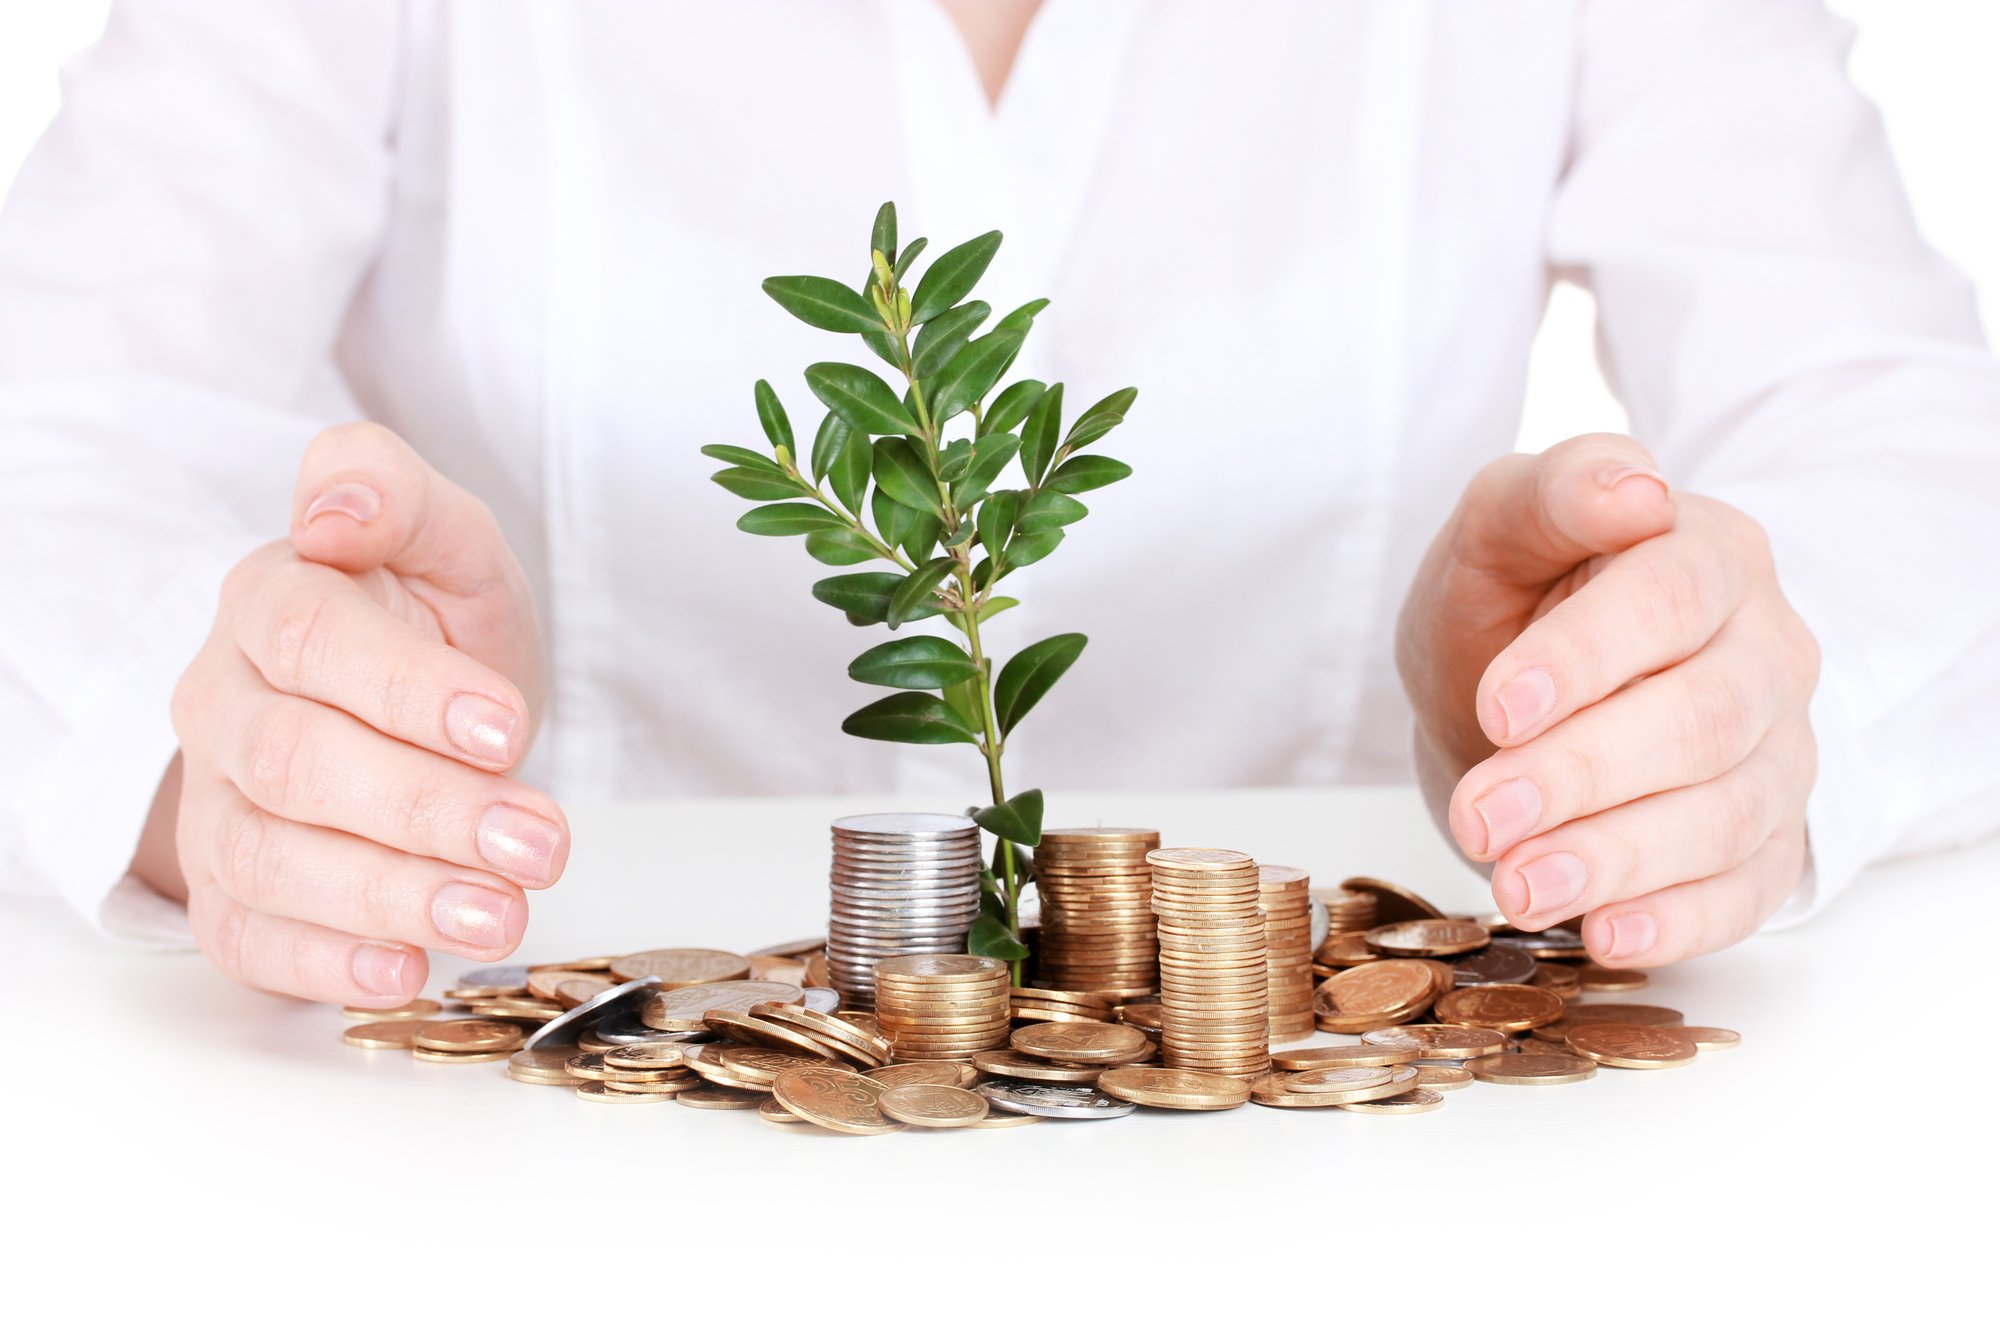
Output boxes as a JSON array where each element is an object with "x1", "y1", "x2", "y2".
[{"x1": 3, "y1": 0, "x2": 1997, "y2": 938}]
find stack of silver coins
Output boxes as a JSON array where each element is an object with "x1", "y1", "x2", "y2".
[{"x1": 826, "y1": 813, "x2": 984, "y2": 1007}]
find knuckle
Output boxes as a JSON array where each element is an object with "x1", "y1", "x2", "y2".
[
  {"x1": 1712, "y1": 774, "x2": 1772, "y2": 867},
  {"x1": 399, "y1": 769, "x2": 474, "y2": 852},
  {"x1": 199, "y1": 894, "x2": 254, "y2": 982},
  {"x1": 268, "y1": 589, "x2": 335, "y2": 695},
  {"x1": 1641, "y1": 554, "x2": 1708, "y2": 647},
  {"x1": 243, "y1": 700, "x2": 316, "y2": 811},
  {"x1": 1679, "y1": 668, "x2": 1756, "y2": 772},
  {"x1": 215, "y1": 802, "x2": 278, "y2": 904}
]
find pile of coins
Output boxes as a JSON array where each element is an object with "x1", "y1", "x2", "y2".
[
  {"x1": 1258, "y1": 864, "x2": 1315, "y2": 1041},
  {"x1": 1033, "y1": 826, "x2": 1162, "y2": 992},
  {"x1": 1315, "y1": 878, "x2": 1378, "y2": 935},
  {"x1": 872, "y1": 954, "x2": 1011, "y2": 1059},
  {"x1": 1147, "y1": 847, "x2": 1272, "y2": 1079},
  {"x1": 826, "y1": 813, "x2": 982, "y2": 1006}
]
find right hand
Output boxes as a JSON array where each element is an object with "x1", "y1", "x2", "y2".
[{"x1": 161, "y1": 422, "x2": 563, "y2": 1005}]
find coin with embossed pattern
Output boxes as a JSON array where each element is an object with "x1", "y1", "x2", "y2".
[
  {"x1": 1564, "y1": 1023, "x2": 1697, "y2": 1069},
  {"x1": 877, "y1": 1084, "x2": 991, "y2": 1127},
  {"x1": 1465, "y1": 1052, "x2": 1599, "y2": 1085},
  {"x1": 1098, "y1": 1067, "x2": 1252, "y2": 1110},
  {"x1": 772, "y1": 1067, "x2": 903, "y2": 1135}
]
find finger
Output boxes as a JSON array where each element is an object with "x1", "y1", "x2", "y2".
[
  {"x1": 290, "y1": 421, "x2": 515, "y2": 595},
  {"x1": 1474, "y1": 501, "x2": 1755, "y2": 748},
  {"x1": 224, "y1": 545, "x2": 527, "y2": 770},
  {"x1": 1581, "y1": 820, "x2": 1810, "y2": 967},
  {"x1": 214, "y1": 656, "x2": 569, "y2": 886},
  {"x1": 187, "y1": 877, "x2": 430, "y2": 1006},
  {"x1": 1449, "y1": 612, "x2": 1787, "y2": 861},
  {"x1": 1489, "y1": 716, "x2": 1812, "y2": 929},
  {"x1": 193, "y1": 777, "x2": 528, "y2": 959},
  {"x1": 1454, "y1": 433, "x2": 1677, "y2": 588}
]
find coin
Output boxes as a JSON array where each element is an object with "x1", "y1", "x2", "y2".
[
  {"x1": 1338, "y1": 876, "x2": 1451, "y2": 926},
  {"x1": 1339, "y1": 1087, "x2": 1445, "y2": 1115},
  {"x1": 1364, "y1": 919, "x2": 1491, "y2": 957},
  {"x1": 1577, "y1": 965, "x2": 1649, "y2": 992},
  {"x1": 602, "y1": 1041, "x2": 692, "y2": 1071},
  {"x1": 750, "y1": 937, "x2": 826, "y2": 959},
  {"x1": 642, "y1": 979, "x2": 804, "y2": 1031},
  {"x1": 1533, "y1": 1003, "x2": 1685, "y2": 1040},
  {"x1": 1322, "y1": 959, "x2": 1438, "y2": 1017},
  {"x1": 1270, "y1": 1043, "x2": 1420, "y2": 1070},
  {"x1": 610, "y1": 948, "x2": 752, "y2": 987},
  {"x1": 877, "y1": 1084, "x2": 991, "y2": 1127},
  {"x1": 759, "y1": 1097, "x2": 803, "y2": 1123},
  {"x1": 1451, "y1": 945, "x2": 1538, "y2": 987},
  {"x1": 864, "y1": 1061, "x2": 979, "y2": 1089},
  {"x1": 964, "y1": 1109, "x2": 1043, "y2": 1128},
  {"x1": 552, "y1": 976, "x2": 615, "y2": 1007},
  {"x1": 970, "y1": 1050, "x2": 1104, "y2": 1085},
  {"x1": 1465, "y1": 1052, "x2": 1598, "y2": 1085},
  {"x1": 342, "y1": 1020, "x2": 434, "y2": 1049},
  {"x1": 457, "y1": 965, "x2": 531, "y2": 989},
  {"x1": 1011, "y1": 1021, "x2": 1150, "y2": 1065},
  {"x1": 1281, "y1": 1065, "x2": 1421, "y2": 1103},
  {"x1": 526, "y1": 969, "x2": 603, "y2": 1002},
  {"x1": 575, "y1": 1081, "x2": 674, "y2": 1103},
  {"x1": 1415, "y1": 1065, "x2": 1474, "y2": 1091},
  {"x1": 342, "y1": 999, "x2": 442, "y2": 1023},
  {"x1": 1360, "y1": 1025, "x2": 1509, "y2": 1059},
  {"x1": 1564, "y1": 1022, "x2": 1698, "y2": 1069},
  {"x1": 506, "y1": 1046, "x2": 586, "y2": 1085},
  {"x1": 412, "y1": 1018, "x2": 529, "y2": 1053},
  {"x1": 411, "y1": 1047, "x2": 510, "y2": 1064},
  {"x1": 771, "y1": 1068, "x2": 903, "y2": 1135},
  {"x1": 1433, "y1": 984, "x2": 1565, "y2": 1033},
  {"x1": 721, "y1": 1046, "x2": 849, "y2": 1084},
  {"x1": 974, "y1": 1079, "x2": 1136, "y2": 1119},
  {"x1": 1098, "y1": 1067, "x2": 1252, "y2": 1110},
  {"x1": 678, "y1": 1086, "x2": 768, "y2": 1110},
  {"x1": 522, "y1": 976, "x2": 660, "y2": 1050},
  {"x1": 1679, "y1": 1026, "x2": 1742, "y2": 1050}
]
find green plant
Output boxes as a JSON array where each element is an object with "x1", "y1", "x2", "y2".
[{"x1": 703, "y1": 202, "x2": 1138, "y2": 981}]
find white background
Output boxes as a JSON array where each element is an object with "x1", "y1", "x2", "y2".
[{"x1": 2, "y1": 1, "x2": 1994, "y2": 453}]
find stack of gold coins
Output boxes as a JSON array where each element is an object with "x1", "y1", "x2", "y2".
[
  {"x1": 1148, "y1": 848, "x2": 1271, "y2": 1079},
  {"x1": 872, "y1": 954, "x2": 1012, "y2": 1060},
  {"x1": 1033, "y1": 827, "x2": 1163, "y2": 992},
  {"x1": 1316, "y1": 880, "x2": 1377, "y2": 934},
  {"x1": 826, "y1": 813, "x2": 984, "y2": 1007},
  {"x1": 1258, "y1": 864, "x2": 1315, "y2": 1041}
]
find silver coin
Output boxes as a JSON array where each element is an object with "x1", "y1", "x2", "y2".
[
  {"x1": 1453, "y1": 944, "x2": 1538, "y2": 987},
  {"x1": 593, "y1": 1018, "x2": 705, "y2": 1046},
  {"x1": 801, "y1": 987, "x2": 841, "y2": 1013},
  {"x1": 523, "y1": 976, "x2": 659, "y2": 1050},
  {"x1": 974, "y1": 1079, "x2": 1136, "y2": 1119},
  {"x1": 832, "y1": 812, "x2": 978, "y2": 836},
  {"x1": 457, "y1": 964, "x2": 532, "y2": 989}
]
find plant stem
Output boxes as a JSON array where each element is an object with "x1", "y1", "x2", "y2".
[{"x1": 955, "y1": 564, "x2": 1024, "y2": 985}]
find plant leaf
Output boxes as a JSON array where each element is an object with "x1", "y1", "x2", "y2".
[
  {"x1": 860, "y1": 326, "x2": 901, "y2": 368},
  {"x1": 700, "y1": 444, "x2": 783, "y2": 473},
  {"x1": 1002, "y1": 528, "x2": 1063, "y2": 570},
  {"x1": 871, "y1": 488, "x2": 916, "y2": 548},
  {"x1": 710, "y1": 467, "x2": 813, "y2": 501},
  {"x1": 872, "y1": 437, "x2": 943, "y2": 514},
  {"x1": 928, "y1": 326, "x2": 1027, "y2": 422},
  {"x1": 1064, "y1": 387, "x2": 1138, "y2": 449},
  {"x1": 1046, "y1": 455, "x2": 1132, "y2": 494},
  {"x1": 736, "y1": 503, "x2": 844, "y2": 536},
  {"x1": 870, "y1": 202, "x2": 897, "y2": 265},
  {"x1": 967, "y1": 916, "x2": 1029, "y2": 961},
  {"x1": 812, "y1": 572, "x2": 943, "y2": 625},
  {"x1": 952, "y1": 432, "x2": 1020, "y2": 510},
  {"x1": 984, "y1": 379, "x2": 1045, "y2": 435},
  {"x1": 900, "y1": 510, "x2": 944, "y2": 565},
  {"x1": 912, "y1": 300, "x2": 990, "y2": 380},
  {"x1": 942, "y1": 676, "x2": 984, "y2": 734},
  {"x1": 848, "y1": 635, "x2": 978, "y2": 689},
  {"x1": 804, "y1": 528, "x2": 877, "y2": 566},
  {"x1": 753, "y1": 379, "x2": 792, "y2": 452},
  {"x1": 994, "y1": 633, "x2": 1086, "y2": 735},
  {"x1": 887, "y1": 556, "x2": 954, "y2": 630},
  {"x1": 1020, "y1": 382, "x2": 1064, "y2": 486},
  {"x1": 978, "y1": 595, "x2": 1019, "y2": 622},
  {"x1": 977, "y1": 489, "x2": 1021, "y2": 556},
  {"x1": 973, "y1": 788, "x2": 1044, "y2": 846},
  {"x1": 761, "y1": 277, "x2": 885, "y2": 335},
  {"x1": 808, "y1": 413, "x2": 850, "y2": 485},
  {"x1": 995, "y1": 298, "x2": 1049, "y2": 331},
  {"x1": 910, "y1": 229, "x2": 1002, "y2": 325},
  {"x1": 806, "y1": 362, "x2": 922, "y2": 436},
  {"x1": 938, "y1": 439, "x2": 973, "y2": 484},
  {"x1": 842, "y1": 692, "x2": 977, "y2": 745},
  {"x1": 1016, "y1": 491, "x2": 1088, "y2": 533},
  {"x1": 829, "y1": 431, "x2": 872, "y2": 514},
  {"x1": 891, "y1": 237, "x2": 928, "y2": 284}
]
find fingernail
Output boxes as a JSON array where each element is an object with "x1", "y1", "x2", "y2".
[
  {"x1": 1596, "y1": 464, "x2": 1670, "y2": 498},
  {"x1": 431, "y1": 882, "x2": 520, "y2": 949},
  {"x1": 1492, "y1": 667, "x2": 1556, "y2": 742},
  {"x1": 1603, "y1": 911, "x2": 1658, "y2": 959},
  {"x1": 477, "y1": 804, "x2": 565, "y2": 884},
  {"x1": 1519, "y1": 850, "x2": 1587, "y2": 917},
  {"x1": 351, "y1": 942, "x2": 412, "y2": 997},
  {"x1": 445, "y1": 694, "x2": 519, "y2": 765},
  {"x1": 303, "y1": 481, "x2": 381, "y2": 525},
  {"x1": 1472, "y1": 777, "x2": 1542, "y2": 856}
]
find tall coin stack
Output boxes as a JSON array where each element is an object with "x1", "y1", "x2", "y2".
[
  {"x1": 827, "y1": 813, "x2": 983, "y2": 1007},
  {"x1": 1318, "y1": 878, "x2": 1379, "y2": 934},
  {"x1": 1258, "y1": 864, "x2": 1315, "y2": 1040},
  {"x1": 1147, "y1": 848, "x2": 1272, "y2": 1079},
  {"x1": 1033, "y1": 827, "x2": 1163, "y2": 992},
  {"x1": 872, "y1": 954, "x2": 1012, "y2": 1059}
]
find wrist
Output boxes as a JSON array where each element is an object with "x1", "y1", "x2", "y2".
[{"x1": 128, "y1": 753, "x2": 190, "y2": 904}]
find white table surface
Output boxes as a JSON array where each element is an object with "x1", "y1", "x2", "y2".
[{"x1": 4, "y1": 783, "x2": 1991, "y2": 1320}]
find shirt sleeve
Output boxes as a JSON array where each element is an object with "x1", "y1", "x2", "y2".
[
  {"x1": 1550, "y1": 0, "x2": 2000, "y2": 924},
  {"x1": 0, "y1": 0, "x2": 402, "y2": 937}
]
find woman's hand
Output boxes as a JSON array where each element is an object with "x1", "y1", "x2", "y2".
[
  {"x1": 149, "y1": 423, "x2": 561, "y2": 1005},
  {"x1": 1396, "y1": 433, "x2": 1820, "y2": 967}
]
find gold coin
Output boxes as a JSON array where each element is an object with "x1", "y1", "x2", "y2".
[
  {"x1": 603, "y1": 1041, "x2": 692, "y2": 1071},
  {"x1": 1416, "y1": 1065, "x2": 1474, "y2": 1091},
  {"x1": 507, "y1": 1046, "x2": 584, "y2": 1081},
  {"x1": 1321, "y1": 959, "x2": 1437, "y2": 1017},
  {"x1": 342, "y1": 1020, "x2": 434, "y2": 1049},
  {"x1": 1577, "y1": 965, "x2": 1649, "y2": 992},
  {"x1": 721, "y1": 1047, "x2": 850, "y2": 1083},
  {"x1": 771, "y1": 1068, "x2": 903, "y2": 1135},
  {"x1": 607, "y1": 1075, "x2": 700, "y2": 1094},
  {"x1": 411, "y1": 1018, "x2": 529, "y2": 1053},
  {"x1": 877, "y1": 1084, "x2": 991, "y2": 1127},
  {"x1": 526, "y1": 969, "x2": 603, "y2": 1002},
  {"x1": 1564, "y1": 1022, "x2": 1697, "y2": 1069},
  {"x1": 759, "y1": 1097, "x2": 803, "y2": 1123},
  {"x1": 1363, "y1": 920, "x2": 1491, "y2": 957},
  {"x1": 341, "y1": 998, "x2": 441, "y2": 1022},
  {"x1": 963, "y1": 1108, "x2": 1042, "y2": 1128},
  {"x1": 1360, "y1": 1025, "x2": 1508, "y2": 1059},
  {"x1": 682, "y1": 1044, "x2": 768, "y2": 1089},
  {"x1": 411, "y1": 1047, "x2": 510, "y2": 1064},
  {"x1": 552, "y1": 976, "x2": 614, "y2": 1007},
  {"x1": 677, "y1": 1086, "x2": 768, "y2": 1110},
  {"x1": 745, "y1": 1003, "x2": 893, "y2": 1063},
  {"x1": 1465, "y1": 1052, "x2": 1598, "y2": 1085},
  {"x1": 1097, "y1": 1067, "x2": 1251, "y2": 1110},
  {"x1": 1433, "y1": 984, "x2": 1565, "y2": 1033},
  {"x1": 575, "y1": 1081, "x2": 673, "y2": 1103},
  {"x1": 1679, "y1": 1026, "x2": 1742, "y2": 1050},
  {"x1": 1270, "y1": 1043, "x2": 1420, "y2": 1070},
  {"x1": 865, "y1": 1061, "x2": 980, "y2": 1089},
  {"x1": 703, "y1": 1009, "x2": 859, "y2": 1059},
  {"x1": 1339, "y1": 1087, "x2": 1445, "y2": 1115},
  {"x1": 971, "y1": 1050, "x2": 1104, "y2": 1085},
  {"x1": 1011, "y1": 1020, "x2": 1151, "y2": 1064},
  {"x1": 1533, "y1": 1003, "x2": 1685, "y2": 1039},
  {"x1": 1282, "y1": 1066, "x2": 1394, "y2": 1094},
  {"x1": 748, "y1": 954, "x2": 810, "y2": 986},
  {"x1": 642, "y1": 980, "x2": 806, "y2": 1030},
  {"x1": 749, "y1": 936, "x2": 826, "y2": 959},
  {"x1": 610, "y1": 947, "x2": 753, "y2": 986},
  {"x1": 534, "y1": 955, "x2": 617, "y2": 972}
]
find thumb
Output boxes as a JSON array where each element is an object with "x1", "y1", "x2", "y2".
[
  {"x1": 291, "y1": 421, "x2": 512, "y2": 596},
  {"x1": 1455, "y1": 432, "x2": 1677, "y2": 588}
]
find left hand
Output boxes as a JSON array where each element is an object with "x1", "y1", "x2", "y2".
[{"x1": 1396, "y1": 433, "x2": 1821, "y2": 967}]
